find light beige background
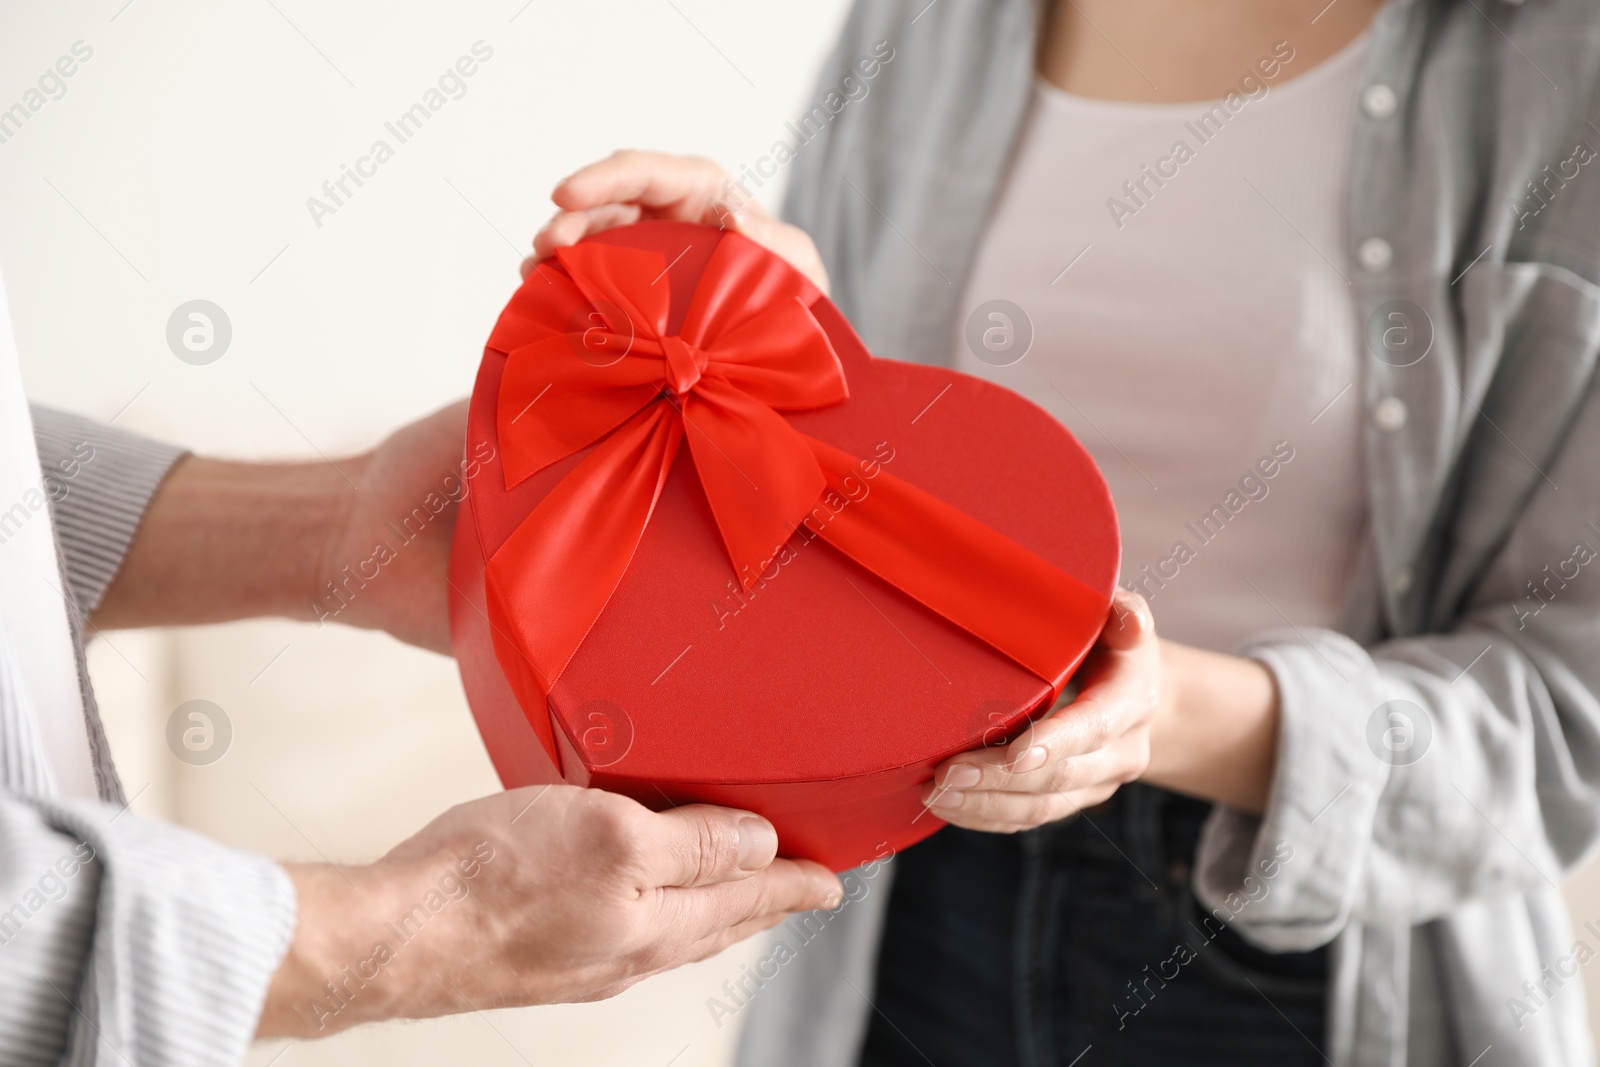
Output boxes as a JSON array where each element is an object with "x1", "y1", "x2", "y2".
[
  {"x1": 2, "y1": 1, "x2": 851, "y2": 1063},
  {"x1": 5, "y1": 1, "x2": 1600, "y2": 1064}
]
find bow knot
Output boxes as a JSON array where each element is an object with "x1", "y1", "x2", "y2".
[{"x1": 660, "y1": 335, "x2": 706, "y2": 395}]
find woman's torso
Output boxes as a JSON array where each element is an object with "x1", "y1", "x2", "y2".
[
  {"x1": 860, "y1": 32, "x2": 1372, "y2": 1067},
  {"x1": 950, "y1": 31, "x2": 1371, "y2": 649}
]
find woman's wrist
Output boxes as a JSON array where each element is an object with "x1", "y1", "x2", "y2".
[{"x1": 1141, "y1": 639, "x2": 1281, "y2": 814}]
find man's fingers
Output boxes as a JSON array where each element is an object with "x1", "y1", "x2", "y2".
[
  {"x1": 627, "y1": 860, "x2": 837, "y2": 992},
  {"x1": 668, "y1": 856, "x2": 841, "y2": 940},
  {"x1": 582, "y1": 912, "x2": 791, "y2": 1004},
  {"x1": 646, "y1": 804, "x2": 773, "y2": 887},
  {"x1": 680, "y1": 912, "x2": 789, "y2": 966},
  {"x1": 640, "y1": 804, "x2": 798, "y2": 888},
  {"x1": 747, "y1": 858, "x2": 841, "y2": 918}
]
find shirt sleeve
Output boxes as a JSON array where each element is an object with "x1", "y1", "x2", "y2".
[
  {"x1": 0, "y1": 793, "x2": 297, "y2": 1066},
  {"x1": 30, "y1": 405, "x2": 188, "y2": 616},
  {"x1": 15, "y1": 407, "x2": 297, "y2": 1060},
  {"x1": 1192, "y1": 418, "x2": 1600, "y2": 954}
]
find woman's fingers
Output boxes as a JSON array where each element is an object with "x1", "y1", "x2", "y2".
[
  {"x1": 915, "y1": 588, "x2": 1161, "y2": 835},
  {"x1": 1099, "y1": 586, "x2": 1155, "y2": 652},
  {"x1": 523, "y1": 148, "x2": 830, "y2": 294},
  {"x1": 524, "y1": 151, "x2": 768, "y2": 278},
  {"x1": 930, "y1": 650, "x2": 1152, "y2": 795},
  {"x1": 929, "y1": 701, "x2": 1104, "y2": 793},
  {"x1": 932, "y1": 781, "x2": 1123, "y2": 834},
  {"x1": 552, "y1": 150, "x2": 729, "y2": 216},
  {"x1": 924, "y1": 729, "x2": 1148, "y2": 808},
  {"x1": 524, "y1": 204, "x2": 645, "y2": 273},
  {"x1": 927, "y1": 720, "x2": 1124, "y2": 798},
  {"x1": 526, "y1": 148, "x2": 834, "y2": 288},
  {"x1": 734, "y1": 211, "x2": 831, "y2": 295}
]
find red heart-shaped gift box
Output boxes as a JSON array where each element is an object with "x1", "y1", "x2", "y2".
[{"x1": 449, "y1": 221, "x2": 1118, "y2": 872}]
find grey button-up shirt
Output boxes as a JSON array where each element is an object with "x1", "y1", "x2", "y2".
[{"x1": 737, "y1": 1, "x2": 1600, "y2": 1065}]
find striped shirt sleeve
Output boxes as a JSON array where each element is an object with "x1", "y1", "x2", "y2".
[
  {"x1": 0, "y1": 794, "x2": 298, "y2": 1067},
  {"x1": 29, "y1": 405, "x2": 188, "y2": 616}
]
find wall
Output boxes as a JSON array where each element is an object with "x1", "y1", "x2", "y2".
[{"x1": 3, "y1": 1, "x2": 850, "y2": 1063}]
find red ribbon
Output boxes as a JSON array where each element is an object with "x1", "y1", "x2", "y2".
[{"x1": 484, "y1": 233, "x2": 1107, "y2": 701}]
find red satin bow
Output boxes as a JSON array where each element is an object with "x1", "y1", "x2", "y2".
[{"x1": 484, "y1": 233, "x2": 1107, "y2": 699}]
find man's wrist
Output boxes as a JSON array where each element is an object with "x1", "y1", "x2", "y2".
[
  {"x1": 258, "y1": 831, "x2": 505, "y2": 1039},
  {"x1": 93, "y1": 455, "x2": 363, "y2": 631},
  {"x1": 258, "y1": 856, "x2": 433, "y2": 1038},
  {"x1": 260, "y1": 863, "x2": 362, "y2": 1038}
]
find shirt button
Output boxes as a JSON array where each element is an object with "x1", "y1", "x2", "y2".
[
  {"x1": 1373, "y1": 395, "x2": 1408, "y2": 432},
  {"x1": 1362, "y1": 83, "x2": 1398, "y2": 119},
  {"x1": 1391, "y1": 568, "x2": 1414, "y2": 595},
  {"x1": 1358, "y1": 238, "x2": 1394, "y2": 273}
]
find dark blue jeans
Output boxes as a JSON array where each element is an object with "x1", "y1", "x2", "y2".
[{"x1": 860, "y1": 785, "x2": 1327, "y2": 1067}]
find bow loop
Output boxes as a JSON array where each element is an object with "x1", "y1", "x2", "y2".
[{"x1": 489, "y1": 232, "x2": 852, "y2": 682}]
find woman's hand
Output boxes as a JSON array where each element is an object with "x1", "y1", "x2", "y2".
[
  {"x1": 524, "y1": 150, "x2": 830, "y2": 295},
  {"x1": 922, "y1": 589, "x2": 1163, "y2": 833}
]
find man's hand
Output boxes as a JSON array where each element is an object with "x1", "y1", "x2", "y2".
[
  {"x1": 313, "y1": 401, "x2": 469, "y2": 653},
  {"x1": 257, "y1": 786, "x2": 841, "y2": 1037},
  {"x1": 526, "y1": 150, "x2": 830, "y2": 295}
]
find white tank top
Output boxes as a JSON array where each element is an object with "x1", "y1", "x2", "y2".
[{"x1": 951, "y1": 34, "x2": 1372, "y2": 652}]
